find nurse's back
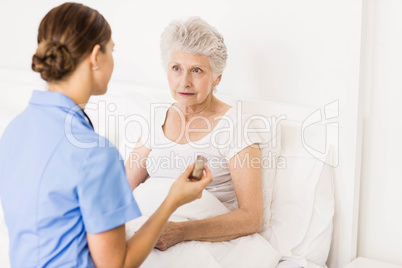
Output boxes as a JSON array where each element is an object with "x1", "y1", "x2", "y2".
[{"x1": 0, "y1": 90, "x2": 103, "y2": 266}]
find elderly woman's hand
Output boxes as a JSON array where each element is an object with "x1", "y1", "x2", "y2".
[{"x1": 154, "y1": 221, "x2": 185, "y2": 251}]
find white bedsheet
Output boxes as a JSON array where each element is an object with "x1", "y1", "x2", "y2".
[{"x1": 126, "y1": 178, "x2": 282, "y2": 268}]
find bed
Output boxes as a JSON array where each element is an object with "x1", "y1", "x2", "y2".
[{"x1": 0, "y1": 67, "x2": 357, "y2": 267}]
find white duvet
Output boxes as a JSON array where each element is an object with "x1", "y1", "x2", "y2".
[
  {"x1": 0, "y1": 178, "x2": 281, "y2": 268},
  {"x1": 126, "y1": 178, "x2": 282, "y2": 268}
]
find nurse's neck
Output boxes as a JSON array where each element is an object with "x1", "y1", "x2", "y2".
[{"x1": 48, "y1": 61, "x2": 93, "y2": 109}]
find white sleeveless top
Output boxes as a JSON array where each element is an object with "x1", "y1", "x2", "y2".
[{"x1": 141, "y1": 104, "x2": 262, "y2": 211}]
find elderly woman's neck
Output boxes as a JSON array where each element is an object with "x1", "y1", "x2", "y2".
[{"x1": 181, "y1": 94, "x2": 216, "y2": 116}]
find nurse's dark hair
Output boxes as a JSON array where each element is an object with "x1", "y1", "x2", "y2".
[{"x1": 32, "y1": 2, "x2": 111, "y2": 82}]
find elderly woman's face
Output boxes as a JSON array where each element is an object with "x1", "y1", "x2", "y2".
[{"x1": 167, "y1": 50, "x2": 217, "y2": 106}]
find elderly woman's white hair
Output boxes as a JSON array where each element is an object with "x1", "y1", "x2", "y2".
[{"x1": 160, "y1": 17, "x2": 228, "y2": 79}]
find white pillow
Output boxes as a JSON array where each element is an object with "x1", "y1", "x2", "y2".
[
  {"x1": 259, "y1": 124, "x2": 282, "y2": 234},
  {"x1": 291, "y1": 154, "x2": 334, "y2": 267},
  {"x1": 262, "y1": 151, "x2": 334, "y2": 267}
]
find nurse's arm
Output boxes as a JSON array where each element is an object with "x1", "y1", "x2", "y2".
[
  {"x1": 87, "y1": 165, "x2": 213, "y2": 268},
  {"x1": 87, "y1": 197, "x2": 175, "y2": 268},
  {"x1": 125, "y1": 138, "x2": 151, "y2": 190}
]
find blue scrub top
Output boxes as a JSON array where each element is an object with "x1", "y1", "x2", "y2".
[{"x1": 0, "y1": 90, "x2": 141, "y2": 267}]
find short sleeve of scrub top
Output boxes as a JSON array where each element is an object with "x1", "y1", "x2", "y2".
[{"x1": 77, "y1": 138, "x2": 141, "y2": 234}]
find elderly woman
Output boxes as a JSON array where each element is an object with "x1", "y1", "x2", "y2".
[{"x1": 126, "y1": 17, "x2": 263, "y2": 250}]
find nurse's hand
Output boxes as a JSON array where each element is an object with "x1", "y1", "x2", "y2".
[{"x1": 166, "y1": 164, "x2": 213, "y2": 209}]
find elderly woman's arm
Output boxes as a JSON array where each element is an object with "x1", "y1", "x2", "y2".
[
  {"x1": 155, "y1": 145, "x2": 263, "y2": 250},
  {"x1": 125, "y1": 139, "x2": 151, "y2": 191}
]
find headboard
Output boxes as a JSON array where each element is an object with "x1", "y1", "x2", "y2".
[{"x1": 0, "y1": 67, "x2": 358, "y2": 268}]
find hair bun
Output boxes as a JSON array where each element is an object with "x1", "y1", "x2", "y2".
[{"x1": 32, "y1": 40, "x2": 76, "y2": 82}]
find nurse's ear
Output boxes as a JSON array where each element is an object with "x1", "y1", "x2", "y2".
[{"x1": 89, "y1": 44, "x2": 101, "y2": 70}]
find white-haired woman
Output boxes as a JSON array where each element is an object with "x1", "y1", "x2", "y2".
[{"x1": 126, "y1": 17, "x2": 263, "y2": 250}]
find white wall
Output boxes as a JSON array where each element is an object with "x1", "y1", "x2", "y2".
[
  {"x1": 358, "y1": 0, "x2": 402, "y2": 265},
  {"x1": 0, "y1": 0, "x2": 377, "y2": 267},
  {"x1": 0, "y1": 0, "x2": 362, "y2": 106}
]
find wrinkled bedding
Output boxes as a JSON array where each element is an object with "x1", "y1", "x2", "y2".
[{"x1": 126, "y1": 178, "x2": 282, "y2": 268}]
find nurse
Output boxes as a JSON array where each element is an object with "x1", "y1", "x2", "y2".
[{"x1": 0, "y1": 2, "x2": 211, "y2": 267}]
